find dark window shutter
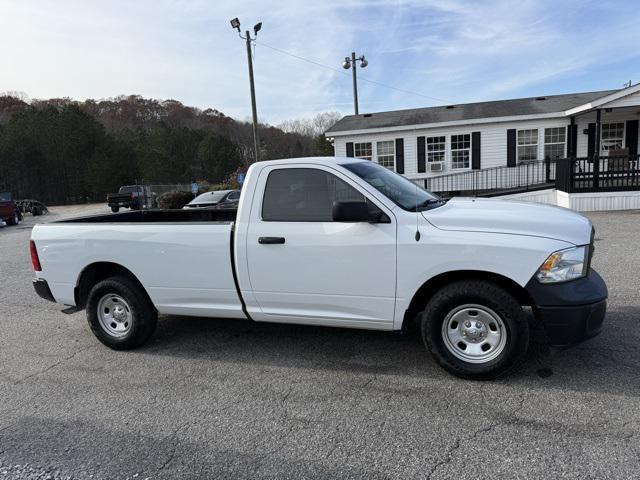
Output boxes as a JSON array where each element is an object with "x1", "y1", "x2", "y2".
[
  {"x1": 471, "y1": 131, "x2": 481, "y2": 169},
  {"x1": 587, "y1": 123, "x2": 596, "y2": 158},
  {"x1": 417, "y1": 136, "x2": 426, "y2": 173},
  {"x1": 625, "y1": 120, "x2": 639, "y2": 157},
  {"x1": 567, "y1": 124, "x2": 578, "y2": 157},
  {"x1": 345, "y1": 142, "x2": 354, "y2": 157},
  {"x1": 395, "y1": 138, "x2": 404, "y2": 174},
  {"x1": 507, "y1": 129, "x2": 516, "y2": 167}
]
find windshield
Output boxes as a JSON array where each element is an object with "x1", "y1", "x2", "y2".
[
  {"x1": 193, "y1": 191, "x2": 227, "y2": 203},
  {"x1": 342, "y1": 161, "x2": 442, "y2": 211},
  {"x1": 0, "y1": 192, "x2": 12, "y2": 202}
]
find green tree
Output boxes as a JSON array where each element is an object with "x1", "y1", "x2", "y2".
[
  {"x1": 197, "y1": 133, "x2": 241, "y2": 183},
  {"x1": 313, "y1": 134, "x2": 334, "y2": 156}
]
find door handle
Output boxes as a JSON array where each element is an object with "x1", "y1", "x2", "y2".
[{"x1": 258, "y1": 236, "x2": 285, "y2": 245}]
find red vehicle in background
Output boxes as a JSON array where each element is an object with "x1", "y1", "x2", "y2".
[{"x1": 0, "y1": 192, "x2": 22, "y2": 226}]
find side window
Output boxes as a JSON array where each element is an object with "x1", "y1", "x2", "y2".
[
  {"x1": 228, "y1": 192, "x2": 240, "y2": 200},
  {"x1": 262, "y1": 168, "x2": 366, "y2": 222}
]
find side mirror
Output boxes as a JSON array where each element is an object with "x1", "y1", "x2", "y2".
[{"x1": 332, "y1": 201, "x2": 379, "y2": 222}]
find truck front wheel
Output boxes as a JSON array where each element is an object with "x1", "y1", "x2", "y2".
[
  {"x1": 421, "y1": 280, "x2": 529, "y2": 379},
  {"x1": 86, "y1": 276, "x2": 157, "y2": 350},
  {"x1": 110, "y1": 206, "x2": 119, "y2": 213}
]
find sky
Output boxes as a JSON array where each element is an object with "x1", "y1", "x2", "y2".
[{"x1": 1, "y1": 0, "x2": 639, "y2": 124}]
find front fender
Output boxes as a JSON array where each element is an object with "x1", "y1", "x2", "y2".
[{"x1": 394, "y1": 224, "x2": 573, "y2": 329}]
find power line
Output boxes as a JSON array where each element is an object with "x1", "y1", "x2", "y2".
[{"x1": 254, "y1": 40, "x2": 449, "y2": 104}]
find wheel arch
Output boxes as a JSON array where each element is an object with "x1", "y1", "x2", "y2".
[
  {"x1": 401, "y1": 270, "x2": 534, "y2": 333},
  {"x1": 75, "y1": 262, "x2": 153, "y2": 310}
]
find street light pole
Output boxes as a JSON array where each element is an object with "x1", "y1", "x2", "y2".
[
  {"x1": 244, "y1": 30, "x2": 260, "y2": 162},
  {"x1": 343, "y1": 52, "x2": 368, "y2": 115},
  {"x1": 350, "y1": 52, "x2": 359, "y2": 115},
  {"x1": 230, "y1": 18, "x2": 262, "y2": 162}
]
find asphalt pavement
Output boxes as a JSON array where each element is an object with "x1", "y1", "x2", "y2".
[{"x1": 0, "y1": 205, "x2": 638, "y2": 479}]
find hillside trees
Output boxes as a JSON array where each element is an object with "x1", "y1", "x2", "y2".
[
  {"x1": 0, "y1": 95, "x2": 337, "y2": 204},
  {"x1": 0, "y1": 105, "x2": 104, "y2": 203}
]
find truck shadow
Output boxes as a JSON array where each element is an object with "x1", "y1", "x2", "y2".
[{"x1": 145, "y1": 305, "x2": 640, "y2": 396}]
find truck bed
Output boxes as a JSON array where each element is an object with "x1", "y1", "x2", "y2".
[{"x1": 32, "y1": 208, "x2": 244, "y2": 319}]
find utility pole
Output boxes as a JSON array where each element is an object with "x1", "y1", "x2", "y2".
[
  {"x1": 231, "y1": 18, "x2": 262, "y2": 162},
  {"x1": 343, "y1": 52, "x2": 368, "y2": 115}
]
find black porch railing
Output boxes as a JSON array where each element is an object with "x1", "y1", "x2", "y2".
[
  {"x1": 425, "y1": 159, "x2": 555, "y2": 197},
  {"x1": 555, "y1": 155, "x2": 640, "y2": 193}
]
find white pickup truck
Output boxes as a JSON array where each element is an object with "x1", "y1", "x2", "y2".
[{"x1": 31, "y1": 157, "x2": 607, "y2": 379}]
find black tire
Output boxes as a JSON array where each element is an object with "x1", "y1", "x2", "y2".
[
  {"x1": 86, "y1": 276, "x2": 157, "y2": 350},
  {"x1": 110, "y1": 206, "x2": 119, "y2": 213},
  {"x1": 6, "y1": 212, "x2": 19, "y2": 226},
  {"x1": 420, "y1": 280, "x2": 529, "y2": 380}
]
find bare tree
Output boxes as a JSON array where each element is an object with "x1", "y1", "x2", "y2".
[{"x1": 278, "y1": 112, "x2": 342, "y2": 138}]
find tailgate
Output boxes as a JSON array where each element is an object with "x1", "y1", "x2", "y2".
[{"x1": 108, "y1": 194, "x2": 132, "y2": 204}]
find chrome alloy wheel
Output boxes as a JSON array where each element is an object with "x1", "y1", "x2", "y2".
[
  {"x1": 441, "y1": 304, "x2": 507, "y2": 364},
  {"x1": 97, "y1": 294, "x2": 133, "y2": 338}
]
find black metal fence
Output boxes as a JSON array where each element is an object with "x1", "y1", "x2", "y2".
[
  {"x1": 425, "y1": 159, "x2": 555, "y2": 197},
  {"x1": 139, "y1": 184, "x2": 193, "y2": 209},
  {"x1": 556, "y1": 155, "x2": 640, "y2": 193}
]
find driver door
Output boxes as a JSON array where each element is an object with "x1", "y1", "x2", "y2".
[{"x1": 244, "y1": 165, "x2": 397, "y2": 329}]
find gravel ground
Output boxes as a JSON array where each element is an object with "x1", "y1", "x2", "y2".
[{"x1": 0, "y1": 206, "x2": 638, "y2": 479}]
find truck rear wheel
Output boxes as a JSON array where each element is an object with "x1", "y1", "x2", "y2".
[
  {"x1": 420, "y1": 280, "x2": 529, "y2": 379},
  {"x1": 86, "y1": 276, "x2": 157, "y2": 350},
  {"x1": 111, "y1": 206, "x2": 119, "y2": 213}
]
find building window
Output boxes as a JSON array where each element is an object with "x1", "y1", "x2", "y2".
[
  {"x1": 601, "y1": 123, "x2": 624, "y2": 152},
  {"x1": 376, "y1": 141, "x2": 395, "y2": 169},
  {"x1": 517, "y1": 129, "x2": 538, "y2": 162},
  {"x1": 427, "y1": 136, "x2": 446, "y2": 162},
  {"x1": 544, "y1": 127, "x2": 566, "y2": 160},
  {"x1": 354, "y1": 142, "x2": 372, "y2": 161},
  {"x1": 451, "y1": 134, "x2": 470, "y2": 169}
]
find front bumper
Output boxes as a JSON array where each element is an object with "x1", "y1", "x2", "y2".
[
  {"x1": 525, "y1": 269, "x2": 608, "y2": 347},
  {"x1": 33, "y1": 278, "x2": 56, "y2": 303}
]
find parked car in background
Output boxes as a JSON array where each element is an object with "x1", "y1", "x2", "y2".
[
  {"x1": 0, "y1": 192, "x2": 22, "y2": 226},
  {"x1": 15, "y1": 199, "x2": 47, "y2": 217},
  {"x1": 30, "y1": 157, "x2": 607, "y2": 379},
  {"x1": 107, "y1": 185, "x2": 154, "y2": 213},
  {"x1": 184, "y1": 189, "x2": 241, "y2": 209}
]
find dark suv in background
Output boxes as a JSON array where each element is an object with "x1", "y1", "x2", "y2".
[{"x1": 0, "y1": 192, "x2": 22, "y2": 226}]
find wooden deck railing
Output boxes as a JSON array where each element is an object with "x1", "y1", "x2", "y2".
[{"x1": 555, "y1": 155, "x2": 640, "y2": 193}]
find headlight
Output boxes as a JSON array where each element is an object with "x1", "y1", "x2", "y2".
[{"x1": 536, "y1": 246, "x2": 588, "y2": 283}]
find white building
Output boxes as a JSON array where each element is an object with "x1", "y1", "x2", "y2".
[{"x1": 326, "y1": 84, "x2": 640, "y2": 197}]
